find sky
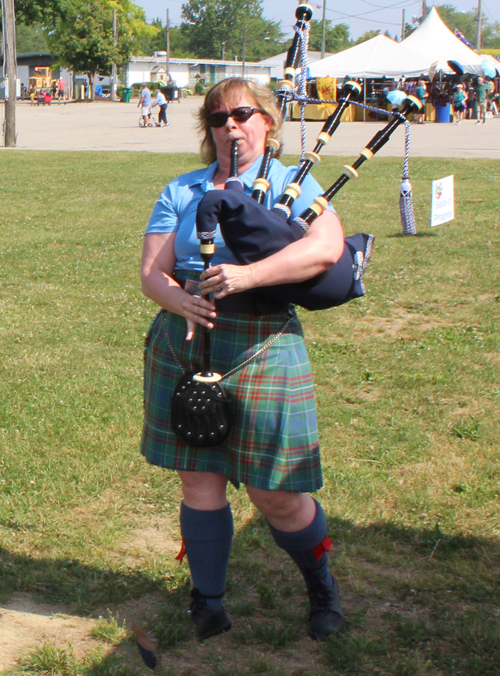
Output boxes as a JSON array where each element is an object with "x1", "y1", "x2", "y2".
[{"x1": 135, "y1": 0, "x2": 498, "y2": 43}]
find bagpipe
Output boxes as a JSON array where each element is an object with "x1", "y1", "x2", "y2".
[{"x1": 195, "y1": 5, "x2": 422, "y2": 311}]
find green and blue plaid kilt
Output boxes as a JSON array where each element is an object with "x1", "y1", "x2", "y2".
[{"x1": 140, "y1": 305, "x2": 322, "y2": 492}]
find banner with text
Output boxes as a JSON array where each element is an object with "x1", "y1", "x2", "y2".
[{"x1": 430, "y1": 175, "x2": 455, "y2": 227}]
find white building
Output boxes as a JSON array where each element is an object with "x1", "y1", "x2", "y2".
[{"x1": 125, "y1": 54, "x2": 272, "y2": 89}]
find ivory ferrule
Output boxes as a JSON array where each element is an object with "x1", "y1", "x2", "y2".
[
  {"x1": 342, "y1": 165, "x2": 359, "y2": 179},
  {"x1": 360, "y1": 148, "x2": 374, "y2": 160},
  {"x1": 200, "y1": 243, "x2": 215, "y2": 255},
  {"x1": 252, "y1": 177, "x2": 270, "y2": 193},
  {"x1": 406, "y1": 94, "x2": 423, "y2": 110},
  {"x1": 284, "y1": 183, "x2": 302, "y2": 200},
  {"x1": 310, "y1": 195, "x2": 329, "y2": 216},
  {"x1": 284, "y1": 67, "x2": 297, "y2": 79},
  {"x1": 347, "y1": 80, "x2": 362, "y2": 95},
  {"x1": 304, "y1": 151, "x2": 321, "y2": 165},
  {"x1": 193, "y1": 372, "x2": 222, "y2": 383},
  {"x1": 267, "y1": 138, "x2": 281, "y2": 152},
  {"x1": 316, "y1": 132, "x2": 331, "y2": 145}
]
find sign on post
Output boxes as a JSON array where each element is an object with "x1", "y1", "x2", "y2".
[{"x1": 430, "y1": 175, "x2": 455, "y2": 227}]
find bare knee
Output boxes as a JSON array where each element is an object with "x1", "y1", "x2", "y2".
[
  {"x1": 246, "y1": 485, "x2": 315, "y2": 531},
  {"x1": 178, "y1": 471, "x2": 228, "y2": 510}
]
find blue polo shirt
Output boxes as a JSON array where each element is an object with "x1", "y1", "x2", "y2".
[
  {"x1": 146, "y1": 156, "x2": 333, "y2": 272},
  {"x1": 141, "y1": 88, "x2": 152, "y2": 106}
]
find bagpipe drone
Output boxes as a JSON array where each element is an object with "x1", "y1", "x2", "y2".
[{"x1": 196, "y1": 2, "x2": 422, "y2": 312}]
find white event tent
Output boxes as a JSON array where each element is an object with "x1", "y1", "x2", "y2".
[
  {"x1": 308, "y1": 7, "x2": 484, "y2": 80},
  {"x1": 257, "y1": 51, "x2": 331, "y2": 80},
  {"x1": 401, "y1": 7, "x2": 484, "y2": 75},
  {"x1": 308, "y1": 35, "x2": 429, "y2": 79}
]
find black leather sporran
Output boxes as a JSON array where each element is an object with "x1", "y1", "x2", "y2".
[{"x1": 170, "y1": 372, "x2": 231, "y2": 447}]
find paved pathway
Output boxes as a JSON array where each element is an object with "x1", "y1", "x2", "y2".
[{"x1": 2, "y1": 97, "x2": 499, "y2": 158}]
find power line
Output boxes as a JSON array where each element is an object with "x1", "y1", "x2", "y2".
[
  {"x1": 355, "y1": 0, "x2": 415, "y2": 8},
  {"x1": 482, "y1": 1, "x2": 500, "y2": 23},
  {"x1": 326, "y1": 0, "x2": 415, "y2": 20}
]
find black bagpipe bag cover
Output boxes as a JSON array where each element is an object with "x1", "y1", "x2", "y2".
[{"x1": 196, "y1": 187, "x2": 371, "y2": 311}]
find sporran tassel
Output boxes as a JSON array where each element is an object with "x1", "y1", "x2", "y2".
[
  {"x1": 400, "y1": 175, "x2": 417, "y2": 235},
  {"x1": 400, "y1": 121, "x2": 417, "y2": 235}
]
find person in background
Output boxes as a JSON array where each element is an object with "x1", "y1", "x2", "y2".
[
  {"x1": 151, "y1": 88, "x2": 169, "y2": 127},
  {"x1": 29, "y1": 86, "x2": 37, "y2": 106},
  {"x1": 414, "y1": 80, "x2": 427, "y2": 124},
  {"x1": 453, "y1": 84, "x2": 467, "y2": 125},
  {"x1": 58, "y1": 77, "x2": 66, "y2": 102},
  {"x1": 138, "y1": 83, "x2": 152, "y2": 127},
  {"x1": 475, "y1": 77, "x2": 489, "y2": 124}
]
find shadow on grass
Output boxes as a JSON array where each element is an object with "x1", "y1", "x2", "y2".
[
  {"x1": 1, "y1": 515, "x2": 499, "y2": 675},
  {"x1": 386, "y1": 232, "x2": 440, "y2": 238}
]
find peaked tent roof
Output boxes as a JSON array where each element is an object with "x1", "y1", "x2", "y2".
[
  {"x1": 401, "y1": 6, "x2": 483, "y2": 74},
  {"x1": 308, "y1": 34, "x2": 429, "y2": 79},
  {"x1": 257, "y1": 51, "x2": 331, "y2": 79}
]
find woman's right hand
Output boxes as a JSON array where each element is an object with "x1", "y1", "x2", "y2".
[
  {"x1": 181, "y1": 293, "x2": 217, "y2": 341},
  {"x1": 142, "y1": 232, "x2": 218, "y2": 340}
]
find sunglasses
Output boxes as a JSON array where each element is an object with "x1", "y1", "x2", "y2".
[{"x1": 206, "y1": 106, "x2": 265, "y2": 128}]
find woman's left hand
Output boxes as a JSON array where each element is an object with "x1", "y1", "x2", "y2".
[{"x1": 199, "y1": 264, "x2": 253, "y2": 299}]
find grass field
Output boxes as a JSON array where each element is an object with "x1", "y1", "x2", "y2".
[{"x1": 0, "y1": 150, "x2": 498, "y2": 676}]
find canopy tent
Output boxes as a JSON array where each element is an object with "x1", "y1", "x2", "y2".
[
  {"x1": 257, "y1": 51, "x2": 331, "y2": 80},
  {"x1": 401, "y1": 7, "x2": 483, "y2": 75},
  {"x1": 480, "y1": 53, "x2": 500, "y2": 76},
  {"x1": 308, "y1": 35, "x2": 429, "y2": 79}
]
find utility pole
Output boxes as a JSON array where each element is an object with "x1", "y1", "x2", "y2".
[
  {"x1": 321, "y1": 0, "x2": 326, "y2": 59},
  {"x1": 2, "y1": 0, "x2": 17, "y2": 146},
  {"x1": 476, "y1": 0, "x2": 483, "y2": 50},
  {"x1": 401, "y1": 9, "x2": 405, "y2": 41},
  {"x1": 111, "y1": 9, "x2": 117, "y2": 101},
  {"x1": 421, "y1": 1, "x2": 427, "y2": 20},
  {"x1": 166, "y1": 9, "x2": 170, "y2": 84}
]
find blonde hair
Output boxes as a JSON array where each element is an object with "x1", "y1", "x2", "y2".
[{"x1": 196, "y1": 78, "x2": 283, "y2": 165}]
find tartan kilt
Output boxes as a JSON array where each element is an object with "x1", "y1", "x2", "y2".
[{"x1": 140, "y1": 307, "x2": 322, "y2": 492}]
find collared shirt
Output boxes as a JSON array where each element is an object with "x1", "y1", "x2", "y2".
[
  {"x1": 146, "y1": 156, "x2": 334, "y2": 271},
  {"x1": 141, "y1": 87, "x2": 152, "y2": 106}
]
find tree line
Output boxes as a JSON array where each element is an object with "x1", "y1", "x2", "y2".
[{"x1": 2, "y1": 1, "x2": 499, "y2": 91}]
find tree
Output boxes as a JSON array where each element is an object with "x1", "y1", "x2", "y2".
[
  {"x1": 22, "y1": 0, "x2": 154, "y2": 97},
  {"x1": 435, "y1": 3, "x2": 500, "y2": 48},
  {"x1": 307, "y1": 20, "x2": 350, "y2": 54},
  {"x1": 354, "y1": 29, "x2": 380, "y2": 45},
  {"x1": 137, "y1": 19, "x2": 197, "y2": 58},
  {"x1": 10, "y1": 0, "x2": 156, "y2": 83},
  {"x1": 13, "y1": 0, "x2": 66, "y2": 25},
  {"x1": 402, "y1": 23, "x2": 417, "y2": 40},
  {"x1": 15, "y1": 22, "x2": 48, "y2": 52},
  {"x1": 180, "y1": 0, "x2": 284, "y2": 61},
  {"x1": 46, "y1": 0, "x2": 119, "y2": 96}
]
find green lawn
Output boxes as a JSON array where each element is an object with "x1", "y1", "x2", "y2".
[{"x1": 0, "y1": 151, "x2": 498, "y2": 675}]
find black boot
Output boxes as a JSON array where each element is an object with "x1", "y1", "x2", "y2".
[
  {"x1": 188, "y1": 588, "x2": 232, "y2": 641},
  {"x1": 302, "y1": 570, "x2": 345, "y2": 639}
]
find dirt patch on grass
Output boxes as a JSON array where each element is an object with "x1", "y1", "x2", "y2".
[
  {"x1": 0, "y1": 594, "x2": 100, "y2": 671},
  {"x1": 117, "y1": 515, "x2": 181, "y2": 566},
  {"x1": 356, "y1": 311, "x2": 450, "y2": 339}
]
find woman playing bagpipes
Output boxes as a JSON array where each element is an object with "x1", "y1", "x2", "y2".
[{"x1": 140, "y1": 77, "x2": 345, "y2": 646}]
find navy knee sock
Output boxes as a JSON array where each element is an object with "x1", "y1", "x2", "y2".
[
  {"x1": 268, "y1": 498, "x2": 333, "y2": 586},
  {"x1": 180, "y1": 502, "x2": 234, "y2": 609}
]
